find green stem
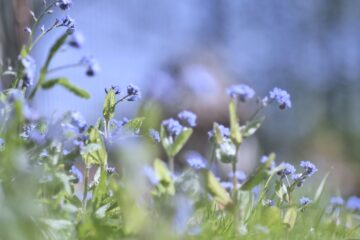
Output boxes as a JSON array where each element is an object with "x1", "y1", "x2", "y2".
[
  {"x1": 169, "y1": 156, "x2": 174, "y2": 172},
  {"x1": 209, "y1": 143, "x2": 216, "y2": 169},
  {"x1": 82, "y1": 163, "x2": 89, "y2": 208},
  {"x1": 47, "y1": 63, "x2": 82, "y2": 74}
]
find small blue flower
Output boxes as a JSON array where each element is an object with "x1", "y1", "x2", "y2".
[
  {"x1": 69, "y1": 31, "x2": 84, "y2": 48},
  {"x1": 208, "y1": 124, "x2": 230, "y2": 140},
  {"x1": 185, "y1": 151, "x2": 207, "y2": 170},
  {"x1": 126, "y1": 84, "x2": 141, "y2": 101},
  {"x1": 330, "y1": 196, "x2": 344, "y2": 207},
  {"x1": 299, "y1": 197, "x2": 311, "y2": 206},
  {"x1": 346, "y1": 196, "x2": 360, "y2": 211},
  {"x1": 269, "y1": 87, "x2": 291, "y2": 110},
  {"x1": 227, "y1": 84, "x2": 255, "y2": 102},
  {"x1": 149, "y1": 129, "x2": 160, "y2": 143},
  {"x1": 162, "y1": 118, "x2": 183, "y2": 137},
  {"x1": 228, "y1": 170, "x2": 247, "y2": 183},
  {"x1": 277, "y1": 162, "x2": 296, "y2": 176},
  {"x1": 178, "y1": 110, "x2": 197, "y2": 127},
  {"x1": 57, "y1": 0, "x2": 72, "y2": 10},
  {"x1": 70, "y1": 165, "x2": 83, "y2": 183},
  {"x1": 299, "y1": 161, "x2": 318, "y2": 177},
  {"x1": 81, "y1": 56, "x2": 100, "y2": 76}
]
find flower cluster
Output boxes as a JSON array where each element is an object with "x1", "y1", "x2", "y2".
[
  {"x1": 178, "y1": 110, "x2": 197, "y2": 127},
  {"x1": 269, "y1": 87, "x2": 292, "y2": 109},
  {"x1": 346, "y1": 196, "x2": 360, "y2": 211},
  {"x1": 162, "y1": 118, "x2": 183, "y2": 137},
  {"x1": 227, "y1": 84, "x2": 255, "y2": 102},
  {"x1": 185, "y1": 151, "x2": 207, "y2": 170}
]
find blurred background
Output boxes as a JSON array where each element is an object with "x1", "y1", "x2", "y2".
[{"x1": 1, "y1": 0, "x2": 360, "y2": 194}]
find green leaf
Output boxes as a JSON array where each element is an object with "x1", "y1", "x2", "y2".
[
  {"x1": 241, "y1": 153, "x2": 276, "y2": 190},
  {"x1": 42, "y1": 219, "x2": 73, "y2": 230},
  {"x1": 29, "y1": 33, "x2": 70, "y2": 99},
  {"x1": 20, "y1": 45, "x2": 28, "y2": 58},
  {"x1": 213, "y1": 122, "x2": 224, "y2": 145},
  {"x1": 240, "y1": 117, "x2": 264, "y2": 138},
  {"x1": 44, "y1": 33, "x2": 69, "y2": 69},
  {"x1": 229, "y1": 100, "x2": 242, "y2": 145},
  {"x1": 215, "y1": 140, "x2": 237, "y2": 163},
  {"x1": 200, "y1": 169, "x2": 233, "y2": 208},
  {"x1": 168, "y1": 128, "x2": 193, "y2": 157},
  {"x1": 41, "y1": 78, "x2": 90, "y2": 99},
  {"x1": 283, "y1": 207, "x2": 297, "y2": 229},
  {"x1": 124, "y1": 117, "x2": 145, "y2": 133},
  {"x1": 102, "y1": 89, "x2": 116, "y2": 122},
  {"x1": 81, "y1": 126, "x2": 108, "y2": 166},
  {"x1": 153, "y1": 159, "x2": 175, "y2": 195},
  {"x1": 93, "y1": 168, "x2": 108, "y2": 209},
  {"x1": 314, "y1": 171, "x2": 330, "y2": 202},
  {"x1": 160, "y1": 126, "x2": 193, "y2": 158},
  {"x1": 275, "y1": 181, "x2": 290, "y2": 203}
]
